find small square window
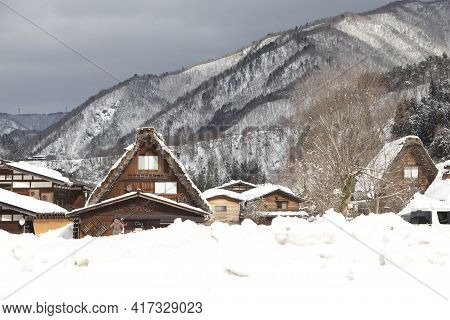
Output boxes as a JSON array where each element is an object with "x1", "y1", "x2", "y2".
[
  {"x1": 165, "y1": 182, "x2": 177, "y2": 195},
  {"x1": 404, "y1": 166, "x2": 419, "y2": 179},
  {"x1": 138, "y1": 156, "x2": 158, "y2": 170},
  {"x1": 276, "y1": 201, "x2": 288, "y2": 210}
]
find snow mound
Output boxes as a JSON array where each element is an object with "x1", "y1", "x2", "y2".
[{"x1": 1, "y1": 213, "x2": 450, "y2": 304}]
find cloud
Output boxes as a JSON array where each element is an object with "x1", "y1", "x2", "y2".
[{"x1": 0, "y1": 0, "x2": 392, "y2": 114}]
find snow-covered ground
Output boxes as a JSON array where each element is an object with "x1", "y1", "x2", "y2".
[{"x1": 1, "y1": 212, "x2": 449, "y2": 319}]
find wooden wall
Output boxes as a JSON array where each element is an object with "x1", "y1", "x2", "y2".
[
  {"x1": 0, "y1": 221, "x2": 24, "y2": 234},
  {"x1": 103, "y1": 143, "x2": 194, "y2": 206},
  {"x1": 256, "y1": 191, "x2": 300, "y2": 212},
  {"x1": 33, "y1": 219, "x2": 71, "y2": 236},
  {"x1": 207, "y1": 197, "x2": 241, "y2": 224}
]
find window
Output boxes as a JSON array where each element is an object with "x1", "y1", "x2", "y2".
[
  {"x1": 404, "y1": 166, "x2": 419, "y2": 179},
  {"x1": 31, "y1": 182, "x2": 52, "y2": 188},
  {"x1": 215, "y1": 205, "x2": 227, "y2": 212},
  {"x1": 12, "y1": 214, "x2": 23, "y2": 221},
  {"x1": 0, "y1": 175, "x2": 5, "y2": 181},
  {"x1": 276, "y1": 201, "x2": 288, "y2": 210},
  {"x1": 437, "y1": 212, "x2": 450, "y2": 224},
  {"x1": 0, "y1": 183, "x2": 12, "y2": 190},
  {"x1": 23, "y1": 175, "x2": 33, "y2": 180},
  {"x1": 410, "y1": 211, "x2": 432, "y2": 224},
  {"x1": 138, "y1": 155, "x2": 158, "y2": 170},
  {"x1": 12, "y1": 182, "x2": 30, "y2": 188},
  {"x1": 155, "y1": 182, "x2": 177, "y2": 195},
  {"x1": 0, "y1": 215, "x2": 12, "y2": 222},
  {"x1": 13, "y1": 175, "x2": 22, "y2": 180}
]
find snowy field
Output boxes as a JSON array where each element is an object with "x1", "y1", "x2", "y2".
[{"x1": 1, "y1": 212, "x2": 450, "y2": 319}]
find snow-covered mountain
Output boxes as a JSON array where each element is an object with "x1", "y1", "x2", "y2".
[
  {"x1": 1, "y1": 0, "x2": 449, "y2": 184},
  {"x1": 0, "y1": 112, "x2": 65, "y2": 134},
  {"x1": 28, "y1": 0, "x2": 448, "y2": 161},
  {"x1": 0, "y1": 115, "x2": 26, "y2": 136},
  {"x1": 6, "y1": 112, "x2": 66, "y2": 131}
]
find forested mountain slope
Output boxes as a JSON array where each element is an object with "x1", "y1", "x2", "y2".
[{"x1": 23, "y1": 0, "x2": 448, "y2": 160}]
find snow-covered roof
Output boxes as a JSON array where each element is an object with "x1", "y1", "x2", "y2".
[
  {"x1": 240, "y1": 183, "x2": 299, "y2": 201},
  {"x1": 202, "y1": 188, "x2": 247, "y2": 201},
  {"x1": 4, "y1": 161, "x2": 73, "y2": 186},
  {"x1": 211, "y1": 180, "x2": 257, "y2": 191},
  {"x1": 87, "y1": 128, "x2": 212, "y2": 214},
  {"x1": 69, "y1": 191, "x2": 209, "y2": 217},
  {"x1": 87, "y1": 143, "x2": 135, "y2": 203},
  {"x1": 203, "y1": 183, "x2": 300, "y2": 202},
  {"x1": 423, "y1": 160, "x2": 450, "y2": 202},
  {"x1": 0, "y1": 188, "x2": 67, "y2": 216},
  {"x1": 355, "y1": 136, "x2": 436, "y2": 195}
]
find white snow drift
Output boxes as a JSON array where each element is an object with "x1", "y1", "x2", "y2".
[{"x1": 1, "y1": 211, "x2": 449, "y2": 318}]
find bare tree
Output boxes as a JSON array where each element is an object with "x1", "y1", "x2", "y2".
[{"x1": 290, "y1": 67, "x2": 398, "y2": 216}]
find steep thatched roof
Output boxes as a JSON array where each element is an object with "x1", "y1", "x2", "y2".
[
  {"x1": 355, "y1": 135, "x2": 438, "y2": 196},
  {"x1": 87, "y1": 127, "x2": 212, "y2": 214}
]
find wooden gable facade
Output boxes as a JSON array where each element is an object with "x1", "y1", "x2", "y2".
[
  {"x1": 253, "y1": 190, "x2": 301, "y2": 212},
  {"x1": 69, "y1": 127, "x2": 211, "y2": 238}
]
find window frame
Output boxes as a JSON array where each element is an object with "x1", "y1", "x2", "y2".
[
  {"x1": 276, "y1": 200, "x2": 288, "y2": 210},
  {"x1": 215, "y1": 205, "x2": 227, "y2": 212},
  {"x1": 138, "y1": 155, "x2": 159, "y2": 171},
  {"x1": 12, "y1": 214, "x2": 23, "y2": 222},
  {"x1": 404, "y1": 166, "x2": 419, "y2": 179},
  {"x1": 154, "y1": 182, "x2": 178, "y2": 195},
  {"x1": 0, "y1": 214, "x2": 12, "y2": 222}
]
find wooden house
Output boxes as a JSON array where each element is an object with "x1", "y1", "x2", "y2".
[
  {"x1": 203, "y1": 181, "x2": 304, "y2": 224},
  {"x1": 0, "y1": 160, "x2": 91, "y2": 211},
  {"x1": 354, "y1": 136, "x2": 438, "y2": 213},
  {"x1": 67, "y1": 127, "x2": 212, "y2": 238},
  {"x1": 0, "y1": 188, "x2": 68, "y2": 235}
]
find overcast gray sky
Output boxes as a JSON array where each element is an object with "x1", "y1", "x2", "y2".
[{"x1": 0, "y1": 0, "x2": 393, "y2": 114}]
